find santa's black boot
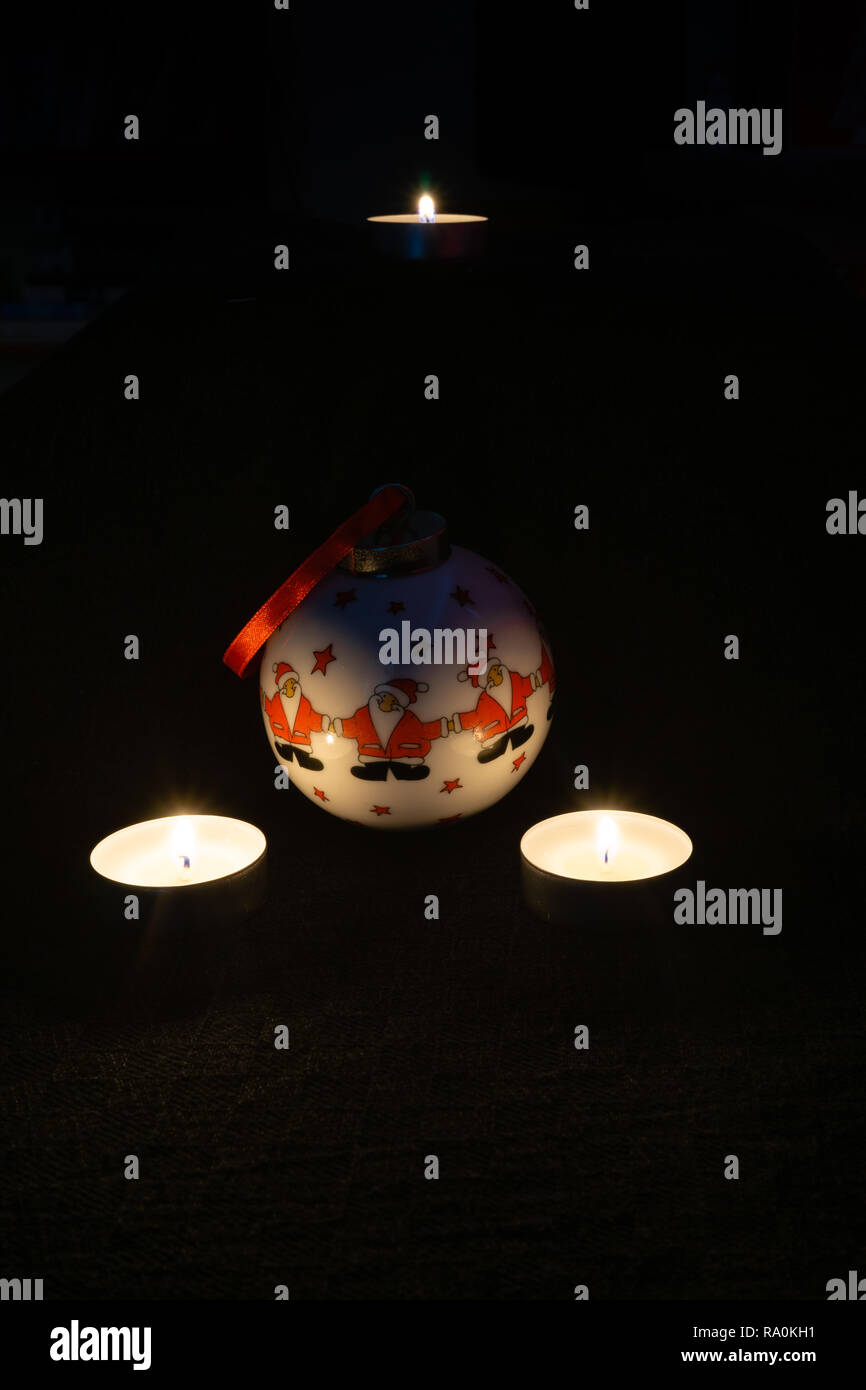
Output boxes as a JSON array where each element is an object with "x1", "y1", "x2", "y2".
[
  {"x1": 509, "y1": 725, "x2": 534, "y2": 750},
  {"x1": 391, "y1": 763, "x2": 430, "y2": 781},
  {"x1": 477, "y1": 735, "x2": 509, "y2": 764},
  {"x1": 351, "y1": 762, "x2": 389, "y2": 780},
  {"x1": 294, "y1": 748, "x2": 324, "y2": 771}
]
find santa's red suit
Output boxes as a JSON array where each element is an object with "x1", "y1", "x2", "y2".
[
  {"x1": 335, "y1": 679, "x2": 447, "y2": 764},
  {"x1": 262, "y1": 689, "x2": 325, "y2": 747},
  {"x1": 261, "y1": 663, "x2": 330, "y2": 748},
  {"x1": 454, "y1": 666, "x2": 536, "y2": 745}
]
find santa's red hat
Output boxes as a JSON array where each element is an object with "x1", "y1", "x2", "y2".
[
  {"x1": 273, "y1": 662, "x2": 298, "y2": 690},
  {"x1": 374, "y1": 677, "x2": 428, "y2": 707}
]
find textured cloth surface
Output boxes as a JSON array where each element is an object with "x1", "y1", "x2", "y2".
[{"x1": 1, "y1": 239, "x2": 862, "y2": 1299}]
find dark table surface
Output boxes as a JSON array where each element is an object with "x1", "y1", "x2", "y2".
[{"x1": 1, "y1": 214, "x2": 863, "y2": 1298}]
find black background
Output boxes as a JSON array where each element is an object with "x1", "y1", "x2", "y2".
[{"x1": 0, "y1": 2, "x2": 864, "y2": 1300}]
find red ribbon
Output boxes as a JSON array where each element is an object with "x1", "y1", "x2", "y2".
[{"x1": 223, "y1": 485, "x2": 408, "y2": 678}]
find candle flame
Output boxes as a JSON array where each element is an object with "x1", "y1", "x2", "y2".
[
  {"x1": 597, "y1": 815, "x2": 619, "y2": 868},
  {"x1": 418, "y1": 195, "x2": 435, "y2": 223},
  {"x1": 171, "y1": 816, "x2": 194, "y2": 871}
]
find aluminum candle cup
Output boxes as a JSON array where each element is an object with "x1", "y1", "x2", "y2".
[
  {"x1": 89, "y1": 814, "x2": 267, "y2": 927},
  {"x1": 367, "y1": 197, "x2": 487, "y2": 260},
  {"x1": 520, "y1": 810, "x2": 693, "y2": 926}
]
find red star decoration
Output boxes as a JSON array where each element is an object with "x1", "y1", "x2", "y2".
[
  {"x1": 486, "y1": 567, "x2": 508, "y2": 584},
  {"x1": 387, "y1": 599, "x2": 405, "y2": 615},
  {"x1": 451, "y1": 585, "x2": 472, "y2": 607},
  {"x1": 334, "y1": 589, "x2": 357, "y2": 610},
  {"x1": 313, "y1": 787, "x2": 328, "y2": 801},
  {"x1": 440, "y1": 778, "x2": 462, "y2": 794},
  {"x1": 439, "y1": 813, "x2": 462, "y2": 824},
  {"x1": 371, "y1": 804, "x2": 391, "y2": 816},
  {"x1": 511, "y1": 752, "x2": 527, "y2": 772},
  {"x1": 311, "y1": 644, "x2": 336, "y2": 675}
]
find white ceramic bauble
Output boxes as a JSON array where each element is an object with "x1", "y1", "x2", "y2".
[{"x1": 258, "y1": 537, "x2": 555, "y2": 829}]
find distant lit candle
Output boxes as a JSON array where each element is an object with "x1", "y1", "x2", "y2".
[
  {"x1": 367, "y1": 195, "x2": 487, "y2": 260},
  {"x1": 90, "y1": 814, "x2": 266, "y2": 890}
]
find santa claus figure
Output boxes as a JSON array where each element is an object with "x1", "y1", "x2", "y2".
[
  {"x1": 333, "y1": 678, "x2": 449, "y2": 781},
  {"x1": 261, "y1": 662, "x2": 332, "y2": 771},
  {"x1": 452, "y1": 657, "x2": 544, "y2": 763}
]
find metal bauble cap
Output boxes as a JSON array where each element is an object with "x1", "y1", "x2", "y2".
[{"x1": 338, "y1": 484, "x2": 449, "y2": 577}]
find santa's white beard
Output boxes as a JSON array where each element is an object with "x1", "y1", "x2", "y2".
[
  {"x1": 369, "y1": 697, "x2": 404, "y2": 749},
  {"x1": 279, "y1": 685, "x2": 301, "y2": 731},
  {"x1": 484, "y1": 668, "x2": 511, "y2": 716}
]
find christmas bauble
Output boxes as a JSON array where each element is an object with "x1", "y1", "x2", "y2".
[{"x1": 257, "y1": 498, "x2": 555, "y2": 829}]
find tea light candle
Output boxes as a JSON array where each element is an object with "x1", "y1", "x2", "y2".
[
  {"x1": 520, "y1": 809, "x2": 693, "y2": 925},
  {"x1": 90, "y1": 814, "x2": 267, "y2": 924},
  {"x1": 367, "y1": 196, "x2": 487, "y2": 260}
]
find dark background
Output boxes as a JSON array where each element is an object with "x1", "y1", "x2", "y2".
[{"x1": 0, "y1": 2, "x2": 864, "y2": 1300}]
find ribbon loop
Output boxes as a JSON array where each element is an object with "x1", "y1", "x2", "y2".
[{"x1": 222, "y1": 485, "x2": 408, "y2": 678}]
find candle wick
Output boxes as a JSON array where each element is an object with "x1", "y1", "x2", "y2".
[
  {"x1": 604, "y1": 849, "x2": 609, "y2": 864},
  {"x1": 180, "y1": 855, "x2": 190, "y2": 869}
]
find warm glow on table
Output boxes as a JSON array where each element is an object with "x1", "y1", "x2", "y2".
[
  {"x1": 90, "y1": 815, "x2": 266, "y2": 889},
  {"x1": 521, "y1": 810, "x2": 692, "y2": 884}
]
